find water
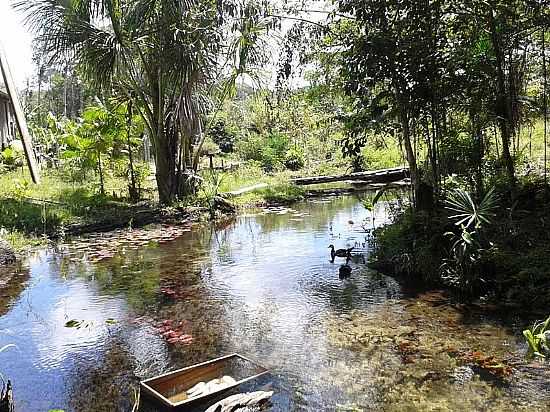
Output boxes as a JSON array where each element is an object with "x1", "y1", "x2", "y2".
[{"x1": 0, "y1": 196, "x2": 548, "y2": 411}]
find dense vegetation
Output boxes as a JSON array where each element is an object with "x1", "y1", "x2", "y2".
[{"x1": 2, "y1": 4, "x2": 550, "y2": 412}]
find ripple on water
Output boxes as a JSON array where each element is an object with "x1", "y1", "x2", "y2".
[{"x1": 0, "y1": 196, "x2": 548, "y2": 411}]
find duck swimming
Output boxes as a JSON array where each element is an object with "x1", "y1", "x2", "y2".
[
  {"x1": 339, "y1": 258, "x2": 352, "y2": 279},
  {"x1": 329, "y1": 245, "x2": 354, "y2": 262}
]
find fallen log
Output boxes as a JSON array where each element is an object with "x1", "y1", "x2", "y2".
[
  {"x1": 304, "y1": 180, "x2": 410, "y2": 198},
  {"x1": 291, "y1": 166, "x2": 409, "y2": 186},
  {"x1": 223, "y1": 183, "x2": 268, "y2": 197}
]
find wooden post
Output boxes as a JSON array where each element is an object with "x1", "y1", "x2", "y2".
[
  {"x1": 0, "y1": 379, "x2": 14, "y2": 412},
  {"x1": 0, "y1": 41, "x2": 40, "y2": 183}
]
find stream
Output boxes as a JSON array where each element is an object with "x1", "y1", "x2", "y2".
[{"x1": 0, "y1": 195, "x2": 549, "y2": 411}]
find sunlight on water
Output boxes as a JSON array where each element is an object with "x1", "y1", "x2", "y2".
[{"x1": 0, "y1": 195, "x2": 548, "y2": 411}]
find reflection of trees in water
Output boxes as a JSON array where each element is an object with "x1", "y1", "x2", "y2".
[
  {"x1": 54, "y1": 198, "x2": 381, "y2": 410},
  {"x1": 301, "y1": 269, "x2": 401, "y2": 314},
  {"x1": 65, "y1": 267, "x2": 237, "y2": 411},
  {"x1": 205, "y1": 197, "x2": 365, "y2": 264},
  {"x1": 54, "y1": 226, "x2": 220, "y2": 313},
  {"x1": 251, "y1": 196, "x2": 361, "y2": 235},
  {"x1": 68, "y1": 337, "x2": 139, "y2": 412},
  {"x1": 0, "y1": 261, "x2": 30, "y2": 317}
]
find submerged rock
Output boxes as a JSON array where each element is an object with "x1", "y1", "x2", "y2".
[{"x1": 0, "y1": 240, "x2": 16, "y2": 266}]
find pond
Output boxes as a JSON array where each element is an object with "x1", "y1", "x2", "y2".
[{"x1": 0, "y1": 196, "x2": 549, "y2": 411}]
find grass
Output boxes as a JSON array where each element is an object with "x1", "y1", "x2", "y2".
[
  {"x1": 0, "y1": 140, "x2": 402, "y2": 247},
  {"x1": 214, "y1": 163, "x2": 305, "y2": 206},
  {"x1": 0, "y1": 168, "x2": 155, "y2": 246},
  {"x1": 0, "y1": 229, "x2": 48, "y2": 252}
]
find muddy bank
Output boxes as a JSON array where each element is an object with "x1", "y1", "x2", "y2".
[{"x1": 62, "y1": 205, "x2": 208, "y2": 237}]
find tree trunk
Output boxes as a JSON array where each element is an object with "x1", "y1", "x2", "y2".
[
  {"x1": 0, "y1": 380, "x2": 14, "y2": 412},
  {"x1": 97, "y1": 149, "x2": 105, "y2": 196},
  {"x1": 126, "y1": 101, "x2": 138, "y2": 202},
  {"x1": 399, "y1": 107, "x2": 420, "y2": 207},
  {"x1": 489, "y1": 11, "x2": 515, "y2": 183},
  {"x1": 154, "y1": 128, "x2": 177, "y2": 204},
  {"x1": 471, "y1": 111, "x2": 484, "y2": 197}
]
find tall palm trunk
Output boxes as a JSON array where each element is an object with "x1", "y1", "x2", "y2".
[{"x1": 154, "y1": 129, "x2": 177, "y2": 204}]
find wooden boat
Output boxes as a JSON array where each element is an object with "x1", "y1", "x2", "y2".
[{"x1": 140, "y1": 353, "x2": 269, "y2": 409}]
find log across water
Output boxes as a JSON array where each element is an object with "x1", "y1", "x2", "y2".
[{"x1": 291, "y1": 167, "x2": 409, "y2": 186}]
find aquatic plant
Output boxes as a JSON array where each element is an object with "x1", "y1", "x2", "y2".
[
  {"x1": 200, "y1": 171, "x2": 224, "y2": 219},
  {"x1": 523, "y1": 316, "x2": 550, "y2": 359}
]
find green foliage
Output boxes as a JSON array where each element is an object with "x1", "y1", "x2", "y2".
[
  {"x1": 208, "y1": 120, "x2": 235, "y2": 153},
  {"x1": 439, "y1": 133, "x2": 477, "y2": 177},
  {"x1": 523, "y1": 316, "x2": 550, "y2": 359},
  {"x1": 440, "y1": 188, "x2": 498, "y2": 291},
  {"x1": 361, "y1": 142, "x2": 403, "y2": 170},
  {"x1": 0, "y1": 143, "x2": 24, "y2": 167},
  {"x1": 17, "y1": 0, "x2": 275, "y2": 203},
  {"x1": 373, "y1": 209, "x2": 442, "y2": 279},
  {"x1": 200, "y1": 171, "x2": 224, "y2": 219},
  {"x1": 223, "y1": 88, "x2": 346, "y2": 176},
  {"x1": 236, "y1": 132, "x2": 290, "y2": 172},
  {"x1": 445, "y1": 188, "x2": 498, "y2": 231},
  {"x1": 284, "y1": 147, "x2": 304, "y2": 171},
  {"x1": 257, "y1": 184, "x2": 305, "y2": 204}
]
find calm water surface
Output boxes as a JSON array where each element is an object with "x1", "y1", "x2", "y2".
[{"x1": 0, "y1": 196, "x2": 549, "y2": 411}]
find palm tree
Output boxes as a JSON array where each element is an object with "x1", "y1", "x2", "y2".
[{"x1": 16, "y1": 0, "x2": 272, "y2": 203}]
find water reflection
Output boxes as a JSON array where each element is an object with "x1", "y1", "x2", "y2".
[{"x1": 0, "y1": 196, "x2": 548, "y2": 411}]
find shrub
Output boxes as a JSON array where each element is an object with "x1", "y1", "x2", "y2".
[
  {"x1": 258, "y1": 184, "x2": 305, "y2": 204},
  {"x1": 235, "y1": 134, "x2": 263, "y2": 162},
  {"x1": 236, "y1": 132, "x2": 289, "y2": 172},
  {"x1": 362, "y1": 144, "x2": 402, "y2": 170},
  {"x1": 199, "y1": 136, "x2": 220, "y2": 156},
  {"x1": 439, "y1": 132, "x2": 476, "y2": 177},
  {"x1": 284, "y1": 147, "x2": 305, "y2": 171},
  {"x1": 1, "y1": 143, "x2": 24, "y2": 167},
  {"x1": 208, "y1": 120, "x2": 235, "y2": 153}
]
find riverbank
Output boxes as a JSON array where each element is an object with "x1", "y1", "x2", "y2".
[
  {"x1": 0, "y1": 195, "x2": 548, "y2": 411},
  {"x1": 0, "y1": 166, "x2": 281, "y2": 253},
  {"x1": 370, "y1": 177, "x2": 550, "y2": 313},
  {"x1": 2, "y1": 164, "x2": 395, "y2": 253}
]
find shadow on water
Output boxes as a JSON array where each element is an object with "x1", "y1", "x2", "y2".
[{"x1": 0, "y1": 195, "x2": 549, "y2": 411}]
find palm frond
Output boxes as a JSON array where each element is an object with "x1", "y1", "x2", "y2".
[
  {"x1": 445, "y1": 187, "x2": 498, "y2": 230},
  {"x1": 15, "y1": 0, "x2": 124, "y2": 88}
]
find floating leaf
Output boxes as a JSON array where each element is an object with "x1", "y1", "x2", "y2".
[{"x1": 65, "y1": 319, "x2": 81, "y2": 328}]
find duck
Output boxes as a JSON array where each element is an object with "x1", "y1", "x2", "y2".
[
  {"x1": 339, "y1": 259, "x2": 352, "y2": 279},
  {"x1": 329, "y1": 245, "x2": 354, "y2": 262}
]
